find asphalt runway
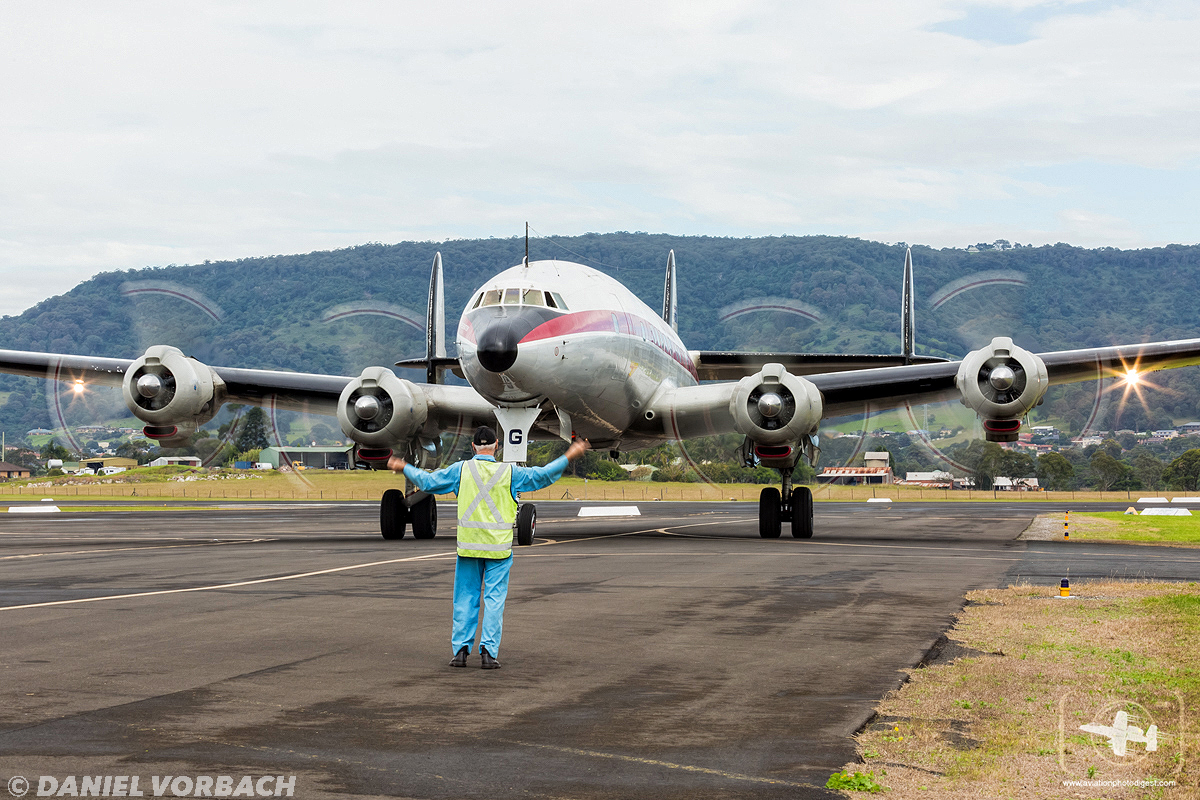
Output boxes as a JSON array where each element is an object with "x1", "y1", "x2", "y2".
[{"x1": 2, "y1": 500, "x2": 1199, "y2": 799}]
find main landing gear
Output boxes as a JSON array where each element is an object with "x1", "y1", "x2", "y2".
[
  {"x1": 380, "y1": 489, "x2": 438, "y2": 540},
  {"x1": 758, "y1": 467, "x2": 813, "y2": 539},
  {"x1": 380, "y1": 492, "x2": 538, "y2": 546}
]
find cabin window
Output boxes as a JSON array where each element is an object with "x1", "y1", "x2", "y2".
[
  {"x1": 503, "y1": 287, "x2": 521, "y2": 305},
  {"x1": 522, "y1": 288, "x2": 545, "y2": 306},
  {"x1": 482, "y1": 289, "x2": 502, "y2": 306},
  {"x1": 550, "y1": 291, "x2": 569, "y2": 311}
]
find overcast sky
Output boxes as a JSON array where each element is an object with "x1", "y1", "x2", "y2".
[{"x1": 1, "y1": 0, "x2": 1197, "y2": 315}]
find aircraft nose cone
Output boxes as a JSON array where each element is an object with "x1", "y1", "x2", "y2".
[{"x1": 476, "y1": 320, "x2": 519, "y2": 373}]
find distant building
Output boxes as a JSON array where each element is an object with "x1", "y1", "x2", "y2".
[
  {"x1": 863, "y1": 452, "x2": 891, "y2": 469},
  {"x1": 994, "y1": 477, "x2": 1040, "y2": 491},
  {"x1": 819, "y1": 466, "x2": 893, "y2": 485},
  {"x1": 901, "y1": 470, "x2": 953, "y2": 487},
  {"x1": 0, "y1": 462, "x2": 31, "y2": 480},
  {"x1": 260, "y1": 446, "x2": 353, "y2": 470},
  {"x1": 79, "y1": 457, "x2": 138, "y2": 472},
  {"x1": 820, "y1": 449, "x2": 893, "y2": 485},
  {"x1": 149, "y1": 456, "x2": 202, "y2": 468},
  {"x1": 1179, "y1": 422, "x2": 1200, "y2": 435},
  {"x1": 1153, "y1": 430, "x2": 1179, "y2": 439}
]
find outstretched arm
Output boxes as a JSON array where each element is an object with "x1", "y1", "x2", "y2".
[
  {"x1": 511, "y1": 439, "x2": 590, "y2": 494},
  {"x1": 391, "y1": 458, "x2": 465, "y2": 496}
]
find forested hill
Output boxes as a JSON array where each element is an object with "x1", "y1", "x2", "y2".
[{"x1": 3, "y1": 233, "x2": 1200, "y2": 437}]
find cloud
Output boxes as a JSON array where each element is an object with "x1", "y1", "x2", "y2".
[{"x1": 0, "y1": 1, "x2": 1198, "y2": 315}]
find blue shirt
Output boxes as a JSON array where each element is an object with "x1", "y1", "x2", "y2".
[{"x1": 402, "y1": 454, "x2": 570, "y2": 500}]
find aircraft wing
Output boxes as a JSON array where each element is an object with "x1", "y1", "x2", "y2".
[
  {"x1": 813, "y1": 337, "x2": 1200, "y2": 417},
  {"x1": 0, "y1": 348, "x2": 496, "y2": 435},
  {"x1": 648, "y1": 337, "x2": 1200, "y2": 438},
  {"x1": 691, "y1": 351, "x2": 948, "y2": 380}
]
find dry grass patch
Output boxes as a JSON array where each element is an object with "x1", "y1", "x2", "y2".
[
  {"x1": 1022, "y1": 512, "x2": 1122, "y2": 542},
  {"x1": 838, "y1": 581, "x2": 1199, "y2": 798}
]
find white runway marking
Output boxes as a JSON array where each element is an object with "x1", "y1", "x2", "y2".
[
  {"x1": 577, "y1": 505, "x2": 641, "y2": 517},
  {"x1": 0, "y1": 538, "x2": 276, "y2": 561},
  {"x1": 0, "y1": 550, "x2": 456, "y2": 612}
]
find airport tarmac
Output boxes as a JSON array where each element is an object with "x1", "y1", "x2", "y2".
[{"x1": 3, "y1": 500, "x2": 1200, "y2": 799}]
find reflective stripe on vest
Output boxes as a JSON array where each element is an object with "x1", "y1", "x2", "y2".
[{"x1": 456, "y1": 458, "x2": 516, "y2": 559}]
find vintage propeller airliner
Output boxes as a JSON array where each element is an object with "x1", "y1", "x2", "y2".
[{"x1": 2, "y1": 249, "x2": 1198, "y2": 542}]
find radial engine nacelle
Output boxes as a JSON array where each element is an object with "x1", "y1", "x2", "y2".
[
  {"x1": 122, "y1": 345, "x2": 224, "y2": 447},
  {"x1": 956, "y1": 337, "x2": 1049, "y2": 442},
  {"x1": 729, "y1": 363, "x2": 823, "y2": 446},
  {"x1": 337, "y1": 367, "x2": 429, "y2": 448}
]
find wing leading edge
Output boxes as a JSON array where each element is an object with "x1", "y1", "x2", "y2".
[{"x1": 0, "y1": 348, "x2": 496, "y2": 434}]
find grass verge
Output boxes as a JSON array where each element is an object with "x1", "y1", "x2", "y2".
[
  {"x1": 1066, "y1": 513, "x2": 1200, "y2": 546},
  {"x1": 837, "y1": 581, "x2": 1198, "y2": 798}
]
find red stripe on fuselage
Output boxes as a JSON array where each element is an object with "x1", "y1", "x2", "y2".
[{"x1": 520, "y1": 309, "x2": 698, "y2": 381}]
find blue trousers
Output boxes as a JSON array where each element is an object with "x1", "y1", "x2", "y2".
[{"x1": 452, "y1": 554, "x2": 513, "y2": 656}]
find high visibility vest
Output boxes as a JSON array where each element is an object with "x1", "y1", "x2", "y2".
[{"x1": 456, "y1": 458, "x2": 516, "y2": 559}]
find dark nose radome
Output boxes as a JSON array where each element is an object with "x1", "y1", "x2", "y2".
[{"x1": 477, "y1": 320, "x2": 519, "y2": 373}]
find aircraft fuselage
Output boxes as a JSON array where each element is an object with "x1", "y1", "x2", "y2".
[{"x1": 456, "y1": 260, "x2": 697, "y2": 448}]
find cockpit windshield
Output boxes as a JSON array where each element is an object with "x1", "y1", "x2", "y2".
[{"x1": 473, "y1": 288, "x2": 568, "y2": 311}]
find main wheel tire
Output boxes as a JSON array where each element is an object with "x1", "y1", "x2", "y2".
[
  {"x1": 790, "y1": 486, "x2": 814, "y2": 539},
  {"x1": 410, "y1": 495, "x2": 438, "y2": 539},
  {"x1": 380, "y1": 489, "x2": 408, "y2": 540},
  {"x1": 758, "y1": 487, "x2": 782, "y2": 538},
  {"x1": 515, "y1": 503, "x2": 537, "y2": 546}
]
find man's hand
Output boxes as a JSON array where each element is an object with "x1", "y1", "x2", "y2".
[
  {"x1": 565, "y1": 438, "x2": 590, "y2": 461},
  {"x1": 387, "y1": 455, "x2": 408, "y2": 473}
]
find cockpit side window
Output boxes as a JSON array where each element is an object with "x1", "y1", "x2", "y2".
[
  {"x1": 471, "y1": 291, "x2": 485, "y2": 310},
  {"x1": 522, "y1": 288, "x2": 545, "y2": 306},
  {"x1": 503, "y1": 288, "x2": 521, "y2": 305},
  {"x1": 550, "y1": 291, "x2": 569, "y2": 311},
  {"x1": 482, "y1": 289, "x2": 502, "y2": 306}
]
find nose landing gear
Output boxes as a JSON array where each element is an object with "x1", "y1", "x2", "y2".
[{"x1": 758, "y1": 467, "x2": 814, "y2": 539}]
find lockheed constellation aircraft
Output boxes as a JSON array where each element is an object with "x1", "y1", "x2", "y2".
[{"x1": 1, "y1": 249, "x2": 1198, "y2": 542}]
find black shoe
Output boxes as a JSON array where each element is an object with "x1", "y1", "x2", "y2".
[
  {"x1": 480, "y1": 646, "x2": 501, "y2": 670},
  {"x1": 449, "y1": 646, "x2": 469, "y2": 668}
]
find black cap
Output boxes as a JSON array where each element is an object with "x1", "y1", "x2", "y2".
[{"x1": 473, "y1": 426, "x2": 498, "y2": 446}]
